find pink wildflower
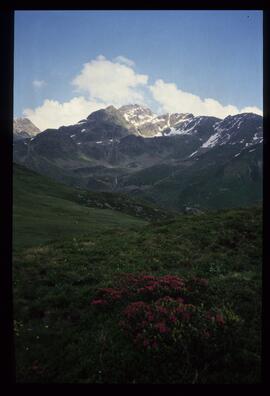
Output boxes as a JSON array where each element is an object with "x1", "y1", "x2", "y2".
[{"x1": 91, "y1": 299, "x2": 107, "y2": 306}]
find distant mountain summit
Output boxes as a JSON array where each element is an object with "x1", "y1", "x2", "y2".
[
  {"x1": 13, "y1": 118, "x2": 40, "y2": 141},
  {"x1": 119, "y1": 104, "x2": 194, "y2": 137}
]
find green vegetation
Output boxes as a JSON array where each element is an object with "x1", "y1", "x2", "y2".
[
  {"x1": 13, "y1": 163, "x2": 171, "y2": 251},
  {"x1": 13, "y1": 164, "x2": 262, "y2": 383},
  {"x1": 137, "y1": 145, "x2": 262, "y2": 211}
]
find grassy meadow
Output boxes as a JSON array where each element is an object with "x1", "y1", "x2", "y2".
[{"x1": 13, "y1": 164, "x2": 262, "y2": 383}]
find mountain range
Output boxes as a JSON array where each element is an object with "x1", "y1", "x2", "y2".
[{"x1": 13, "y1": 104, "x2": 263, "y2": 210}]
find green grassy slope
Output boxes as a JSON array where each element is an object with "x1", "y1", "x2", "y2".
[
  {"x1": 13, "y1": 164, "x2": 147, "y2": 251},
  {"x1": 14, "y1": 202, "x2": 262, "y2": 383}
]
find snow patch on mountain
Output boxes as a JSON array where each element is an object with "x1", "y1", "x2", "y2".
[
  {"x1": 189, "y1": 150, "x2": 198, "y2": 158},
  {"x1": 202, "y1": 132, "x2": 220, "y2": 148}
]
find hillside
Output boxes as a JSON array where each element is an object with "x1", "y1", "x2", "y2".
[
  {"x1": 13, "y1": 164, "x2": 150, "y2": 251},
  {"x1": 13, "y1": 192, "x2": 262, "y2": 382}
]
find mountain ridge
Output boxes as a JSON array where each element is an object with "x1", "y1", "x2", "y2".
[{"x1": 13, "y1": 104, "x2": 263, "y2": 211}]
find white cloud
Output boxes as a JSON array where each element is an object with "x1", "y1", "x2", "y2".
[
  {"x1": 149, "y1": 79, "x2": 262, "y2": 118},
  {"x1": 113, "y1": 55, "x2": 135, "y2": 67},
  {"x1": 23, "y1": 96, "x2": 106, "y2": 130},
  {"x1": 24, "y1": 55, "x2": 148, "y2": 130},
  {"x1": 96, "y1": 55, "x2": 106, "y2": 61},
  {"x1": 241, "y1": 106, "x2": 263, "y2": 116},
  {"x1": 32, "y1": 80, "x2": 46, "y2": 89},
  {"x1": 23, "y1": 56, "x2": 262, "y2": 130},
  {"x1": 71, "y1": 55, "x2": 148, "y2": 107}
]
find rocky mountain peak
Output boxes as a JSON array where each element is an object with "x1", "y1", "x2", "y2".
[
  {"x1": 87, "y1": 105, "x2": 118, "y2": 120},
  {"x1": 119, "y1": 104, "x2": 155, "y2": 127},
  {"x1": 13, "y1": 118, "x2": 41, "y2": 141}
]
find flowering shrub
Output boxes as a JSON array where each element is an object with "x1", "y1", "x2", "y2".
[
  {"x1": 91, "y1": 273, "x2": 186, "y2": 306},
  {"x1": 119, "y1": 296, "x2": 230, "y2": 353},
  {"x1": 91, "y1": 273, "x2": 241, "y2": 360}
]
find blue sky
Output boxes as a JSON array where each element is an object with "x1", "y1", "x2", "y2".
[{"x1": 14, "y1": 10, "x2": 263, "y2": 130}]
